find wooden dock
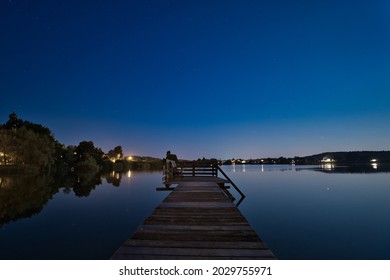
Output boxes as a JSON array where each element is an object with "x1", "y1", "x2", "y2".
[{"x1": 111, "y1": 177, "x2": 276, "y2": 259}]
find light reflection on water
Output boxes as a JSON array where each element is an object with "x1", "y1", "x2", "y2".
[
  {"x1": 1, "y1": 165, "x2": 390, "y2": 259},
  {"x1": 221, "y1": 164, "x2": 390, "y2": 259}
]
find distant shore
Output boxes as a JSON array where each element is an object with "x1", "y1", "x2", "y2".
[{"x1": 218, "y1": 151, "x2": 390, "y2": 166}]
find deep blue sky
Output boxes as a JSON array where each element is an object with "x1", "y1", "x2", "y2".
[{"x1": 1, "y1": 0, "x2": 390, "y2": 159}]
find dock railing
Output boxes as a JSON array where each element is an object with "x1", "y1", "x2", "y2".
[
  {"x1": 177, "y1": 161, "x2": 218, "y2": 177},
  {"x1": 163, "y1": 160, "x2": 245, "y2": 205},
  {"x1": 216, "y1": 165, "x2": 246, "y2": 201},
  {"x1": 163, "y1": 160, "x2": 218, "y2": 182}
]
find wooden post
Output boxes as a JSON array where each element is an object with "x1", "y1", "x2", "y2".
[{"x1": 213, "y1": 164, "x2": 217, "y2": 176}]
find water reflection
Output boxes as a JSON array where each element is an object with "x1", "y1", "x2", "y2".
[
  {"x1": 225, "y1": 163, "x2": 390, "y2": 174},
  {"x1": 321, "y1": 163, "x2": 335, "y2": 171},
  {"x1": 220, "y1": 164, "x2": 390, "y2": 259},
  {"x1": 0, "y1": 174, "x2": 58, "y2": 227},
  {"x1": 0, "y1": 170, "x2": 126, "y2": 227},
  {"x1": 315, "y1": 164, "x2": 390, "y2": 173},
  {"x1": 232, "y1": 164, "x2": 300, "y2": 173},
  {"x1": 72, "y1": 172, "x2": 102, "y2": 197},
  {"x1": 105, "y1": 171, "x2": 122, "y2": 187}
]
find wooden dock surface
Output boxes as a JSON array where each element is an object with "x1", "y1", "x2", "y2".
[{"x1": 111, "y1": 181, "x2": 276, "y2": 259}]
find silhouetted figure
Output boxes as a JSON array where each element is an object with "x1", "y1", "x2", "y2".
[{"x1": 166, "y1": 150, "x2": 178, "y2": 162}]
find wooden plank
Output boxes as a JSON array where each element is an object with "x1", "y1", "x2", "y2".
[
  {"x1": 123, "y1": 240, "x2": 269, "y2": 249},
  {"x1": 111, "y1": 254, "x2": 276, "y2": 260},
  {"x1": 111, "y1": 178, "x2": 276, "y2": 260},
  {"x1": 131, "y1": 232, "x2": 261, "y2": 242},
  {"x1": 138, "y1": 224, "x2": 254, "y2": 231},
  {"x1": 151, "y1": 209, "x2": 241, "y2": 216},
  {"x1": 144, "y1": 218, "x2": 249, "y2": 226},
  {"x1": 113, "y1": 246, "x2": 275, "y2": 258},
  {"x1": 158, "y1": 202, "x2": 236, "y2": 208}
]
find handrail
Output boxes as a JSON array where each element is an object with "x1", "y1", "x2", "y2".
[
  {"x1": 216, "y1": 165, "x2": 245, "y2": 201},
  {"x1": 163, "y1": 159, "x2": 245, "y2": 205}
]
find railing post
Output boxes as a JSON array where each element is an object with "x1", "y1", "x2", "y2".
[
  {"x1": 212, "y1": 164, "x2": 216, "y2": 176},
  {"x1": 192, "y1": 162, "x2": 195, "y2": 176}
]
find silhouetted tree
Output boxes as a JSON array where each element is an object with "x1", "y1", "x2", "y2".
[
  {"x1": 107, "y1": 149, "x2": 116, "y2": 159},
  {"x1": 75, "y1": 141, "x2": 104, "y2": 166},
  {"x1": 65, "y1": 141, "x2": 105, "y2": 174},
  {"x1": 2, "y1": 112, "x2": 23, "y2": 129},
  {"x1": 114, "y1": 146, "x2": 123, "y2": 159},
  {"x1": 107, "y1": 145, "x2": 124, "y2": 161},
  {"x1": 0, "y1": 125, "x2": 56, "y2": 171}
]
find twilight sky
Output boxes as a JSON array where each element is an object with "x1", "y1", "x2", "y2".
[{"x1": 1, "y1": 0, "x2": 390, "y2": 159}]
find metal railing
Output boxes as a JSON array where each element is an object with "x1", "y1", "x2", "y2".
[{"x1": 216, "y1": 165, "x2": 245, "y2": 206}]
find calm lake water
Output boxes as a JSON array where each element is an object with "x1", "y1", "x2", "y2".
[{"x1": 1, "y1": 164, "x2": 390, "y2": 260}]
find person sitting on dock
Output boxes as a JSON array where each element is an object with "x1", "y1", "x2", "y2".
[
  {"x1": 164, "y1": 151, "x2": 182, "y2": 179},
  {"x1": 166, "y1": 150, "x2": 178, "y2": 162}
]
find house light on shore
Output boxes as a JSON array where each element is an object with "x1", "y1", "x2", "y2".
[
  {"x1": 127, "y1": 156, "x2": 133, "y2": 161},
  {"x1": 321, "y1": 157, "x2": 335, "y2": 163},
  {"x1": 371, "y1": 159, "x2": 378, "y2": 169},
  {"x1": 321, "y1": 157, "x2": 335, "y2": 170},
  {"x1": 0, "y1": 152, "x2": 7, "y2": 165}
]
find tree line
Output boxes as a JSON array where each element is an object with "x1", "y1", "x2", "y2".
[{"x1": 0, "y1": 113, "x2": 162, "y2": 175}]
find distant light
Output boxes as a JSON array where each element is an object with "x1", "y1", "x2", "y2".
[
  {"x1": 321, "y1": 157, "x2": 335, "y2": 163},
  {"x1": 371, "y1": 159, "x2": 378, "y2": 169},
  {"x1": 127, "y1": 156, "x2": 133, "y2": 161}
]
